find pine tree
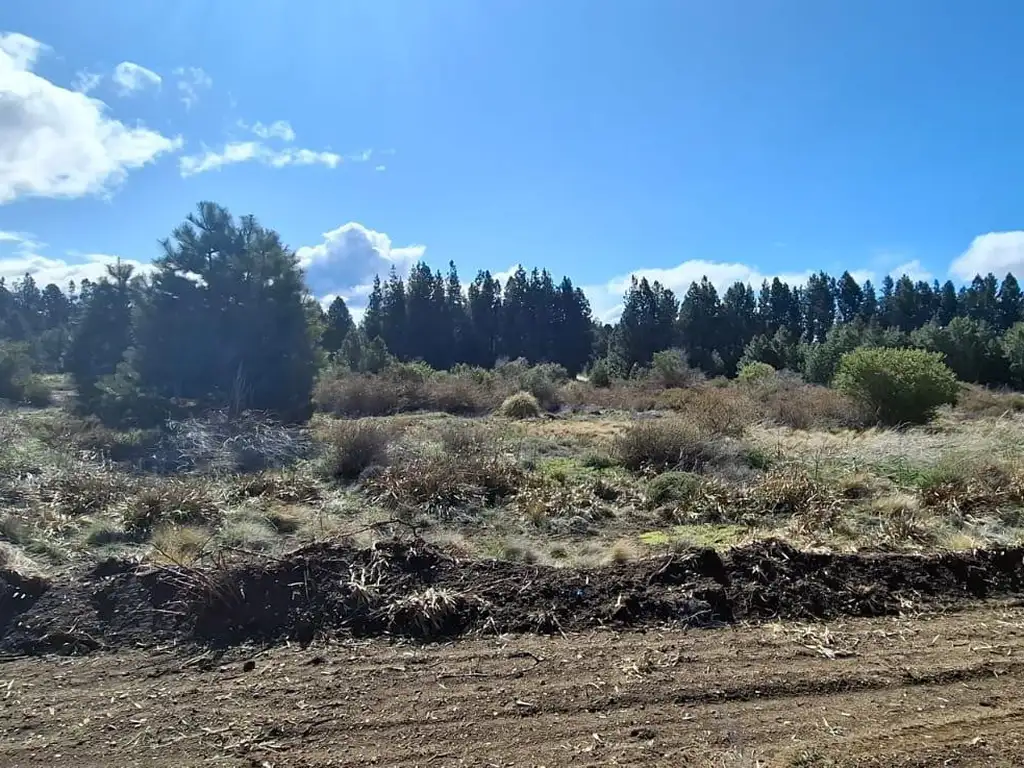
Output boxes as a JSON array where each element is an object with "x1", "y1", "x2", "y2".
[
  {"x1": 835, "y1": 271, "x2": 863, "y2": 324},
  {"x1": 133, "y1": 202, "x2": 316, "y2": 418},
  {"x1": 322, "y1": 296, "x2": 354, "y2": 355},
  {"x1": 467, "y1": 270, "x2": 502, "y2": 367},
  {"x1": 997, "y1": 274, "x2": 1022, "y2": 330},
  {"x1": 66, "y1": 262, "x2": 135, "y2": 404}
]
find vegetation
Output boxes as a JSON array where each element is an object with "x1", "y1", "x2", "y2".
[
  {"x1": 834, "y1": 347, "x2": 959, "y2": 425},
  {"x1": 1, "y1": 198, "x2": 1024, "y2": 576}
]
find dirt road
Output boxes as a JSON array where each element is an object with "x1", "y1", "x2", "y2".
[{"x1": 3, "y1": 601, "x2": 1024, "y2": 767}]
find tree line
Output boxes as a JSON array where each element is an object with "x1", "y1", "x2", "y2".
[{"x1": 2, "y1": 201, "x2": 1024, "y2": 423}]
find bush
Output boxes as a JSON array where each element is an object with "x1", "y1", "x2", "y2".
[
  {"x1": 0, "y1": 343, "x2": 50, "y2": 405},
  {"x1": 588, "y1": 359, "x2": 613, "y2": 388},
  {"x1": 654, "y1": 386, "x2": 756, "y2": 436},
  {"x1": 121, "y1": 479, "x2": 221, "y2": 536},
  {"x1": 646, "y1": 471, "x2": 703, "y2": 506},
  {"x1": 650, "y1": 349, "x2": 704, "y2": 389},
  {"x1": 316, "y1": 419, "x2": 394, "y2": 482},
  {"x1": 613, "y1": 419, "x2": 723, "y2": 472},
  {"x1": 737, "y1": 361, "x2": 776, "y2": 384},
  {"x1": 498, "y1": 391, "x2": 541, "y2": 419},
  {"x1": 367, "y1": 447, "x2": 523, "y2": 516},
  {"x1": 834, "y1": 347, "x2": 959, "y2": 426},
  {"x1": 750, "y1": 373, "x2": 867, "y2": 430}
]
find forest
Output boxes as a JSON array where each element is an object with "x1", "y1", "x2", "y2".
[{"x1": 2, "y1": 201, "x2": 1024, "y2": 423}]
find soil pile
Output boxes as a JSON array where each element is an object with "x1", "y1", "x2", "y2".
[{"x1": 2, "y1": 538, "x2": 1022, "y2": 654}]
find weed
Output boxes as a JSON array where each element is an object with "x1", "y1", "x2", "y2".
[
  {"x1": 498, "y1": 391, "x2": 542, "y2": 419},
  {"x1": 121, "y1": 479, "x2": 221, "y2": 536},
  {"x1": 316, "y1": 418, "x2": 394, "y2": 482}
]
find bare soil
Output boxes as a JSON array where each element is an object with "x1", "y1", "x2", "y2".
[
  {"x1": 2, "y1": 602, "x2": 1024, "y2": 766},
  {"x1": 3, "y1": 541, "x2": 1024, "y2": 765},
  {"x1": 3, "y1": 539, "x2": 1024, "y2": 654}
]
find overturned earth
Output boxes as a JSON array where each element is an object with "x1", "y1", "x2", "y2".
[{"x1": 2, "y1": 538, "x2": 1024, "y2": 655}]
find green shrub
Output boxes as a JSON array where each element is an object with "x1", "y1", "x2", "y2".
[
  {"x1": 651, "y1": 349, "x2": 704, "y2": 388},
  {"x1": 646, "y1": 471, "x2": 703, "y2": 506},
  {"x1": 737, "y1": 361, "x2": 776, "y2": 384},
  {"x1": 498, "y1": 391, "x2": 541, "y2": 419},
  {"x1": 833, "y1": 347, "x2": 959, "y2": 426},
  {"x1": 588, "y1": 359, "x2": 612, "y2": 388},
  {"x1": 121, "y1": 479, "x2": 221, "y2": 536},
  {"x1": 316, "y1": 418, "x2": 394, "y2": 482}
]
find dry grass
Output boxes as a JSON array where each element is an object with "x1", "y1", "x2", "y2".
[
  {"x1": 149, "y1": 524, "x2": 213, "y2": 564},
  {"x1": 368, "y1": 447, "x2": 523, "y2": 516},
  {"x1": 121, "y1": 479, "x2": 222, "y2": 536},
  {"x1": 385, "y1": 587, "x2": 484, "y2": 637},
  {"x1": 613, "y1": 418, "x2": 732, "y2": 473},
  {"x1": 316, "y1": 418, "x2": 395, "y2": 482},
  {"x1": 497, "y1": 391, "x2": 541, "y2": 419}
]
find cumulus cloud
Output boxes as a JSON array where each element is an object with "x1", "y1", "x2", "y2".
[
  {"x1": 0, "y1": 233, "x2": 151, "y2": 287},
  {"x1": 581, "y1": 259, "x2": 818, "y2": 323},
  {"x1": 173, "y1": 66, "x2": 212, "y2": 109},
  {"x1": 950, "y1": 231, "x2": 1024, "y2": 281},
  {"x1": 178, "y1": 141, "x2": 343, "y2": 175},
  {"x1": 0, "y1": 32, "x2": 182, "y2": 204},
  {"x1": 296, "y1": 223, "x2": 425, "y2": 301},
  {"x1": 112, "y1": 61, "x2": 161, "y2": 94},
  {"x1": 891, "y1": 259, "x2": 933, "y2": 283}
]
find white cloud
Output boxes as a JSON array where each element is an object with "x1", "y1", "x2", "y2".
[
  {"x1": 891, "y1": 259, "x2": 933, "y2": 283},
  {"x1": 297, "y1": 222, "x2": 425, "y2": 301},
  {"x1": 0, "y1": 234, "x2": 152, "y2": 287},
  {"x1": 0, "y1": 32, "x2": 182, "y2": 203},
  {"x1": 178, "y1": 141, "x2": 342, "y2": 176},
  {"x1": 173, "y1": 66, "x2": 212, "y2": 109},
  {"x1": 112, "y1": 61, "x2": 161, "y2": 94},
  {"x1": 375, "y1": 165, "x2": 386, "y2": 172},
  {"x1": 581, "y1": 260, "x2": 820, "y2": 323},
  {"x1": 72, "y1": 69, "x2": 101, "y2": 94},
  {"x1": 950, "y1": 231, "x2": 1024, "y2": 281},
  {"x1": 249, "y1": 120, "x2": 295, "y2": 142}
]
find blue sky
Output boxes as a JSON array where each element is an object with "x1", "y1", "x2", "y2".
[{"x1": 3, "y1": 1, "x2": 1024, "y2": 321}]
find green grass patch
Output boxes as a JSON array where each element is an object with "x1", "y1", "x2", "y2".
[{"x1": 639, "y1": 523, "x2": 747, "y2": 549}]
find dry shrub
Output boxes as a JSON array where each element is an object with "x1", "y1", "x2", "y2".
[
  {"x1": 313, "y1": 374, "x2": 406, "y2": 417},
  {"x1": 368, "y1": 448, "x2": 523, "y2": 515},
  {"x1": 871, "y1": 494, "x2": 938, "y2": 548},
  {"x1": 745, "y1": 468, "x2": 840, "y2": 521},
  {"x1": 955, "y1": 385, "x2": 1024, "y2": 420},
  {"x1": 498, "y1": 391, "x2": 541, "y2": 419},
  {"x1": 226, "y1": 470, "x2": 321, "y2": 504},
  {"x1": 613, "y1": 419, "x2": 727, "y2": 473},
  {"x1": 917, "y1": 459, "x2": 1024, "y2": 516},
  {"x1": 512, "y1": 476, "x2": 622, "y2": 530},
  {"x1": 314, "y1": 368, "x2": 501, "y2": 417},
  {"x1": 749, "y1": 376, "x2": 867, "y2": 430},
  {"x1": 121, "y1": 479, "x2": 221, "y2": 536},
  {"x1": 316, "y1": 419, "x2": 394, "y2": 482},
  {"x1": 149, "y1": 524, "x2": 212, "y2": 564},
  {"x1": 386, "y1": 587, "x2": 485, "y2": 638},
  {"x1": 35, "y1": 415, "x2": 161, "y2": 463},
  {"x1": 645, "y1": 471, "x2": 703, "y2": 507},
  {"x1": 40, "y1": 465, "x2": 137, "y2": 517},
  {"x1": 559, "y1": 380, "x2": 662, "y2": 411},
  {"x1": 655, "y1": 387, "x2": 756, "y2": 436}
]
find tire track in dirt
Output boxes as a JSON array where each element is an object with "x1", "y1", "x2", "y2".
[{"x1": 4, "y1": 602, "x2": 1024, "y2": 766}]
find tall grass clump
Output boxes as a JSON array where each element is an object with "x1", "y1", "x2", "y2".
[
  {"x1": 498, "y1": 391, "x2": 541, "y2": 419},
  {"x1": 316, "y1": 418, "x2": 394, "y2": 482}
]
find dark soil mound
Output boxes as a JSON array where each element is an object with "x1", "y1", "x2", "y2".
[{"x1": 2, "y1": 539, "x2": 1023, "y2": 655}]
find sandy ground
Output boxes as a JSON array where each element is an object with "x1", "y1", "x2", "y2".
[{"x1": 3, "y1": 601, "x2": 1024, "y2": 767}]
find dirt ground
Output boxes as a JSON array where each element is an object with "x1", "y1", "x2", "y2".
[{"x1": 1, "y1": 601, "x2": 1023, "y2": 767}]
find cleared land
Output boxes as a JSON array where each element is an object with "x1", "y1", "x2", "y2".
[
  {"x1": 5, "y1": 375, "x2": 1024, "y2": 765},
  {"x1": 3, "y1": 602, "x2": 1024, "y2": 767}
]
